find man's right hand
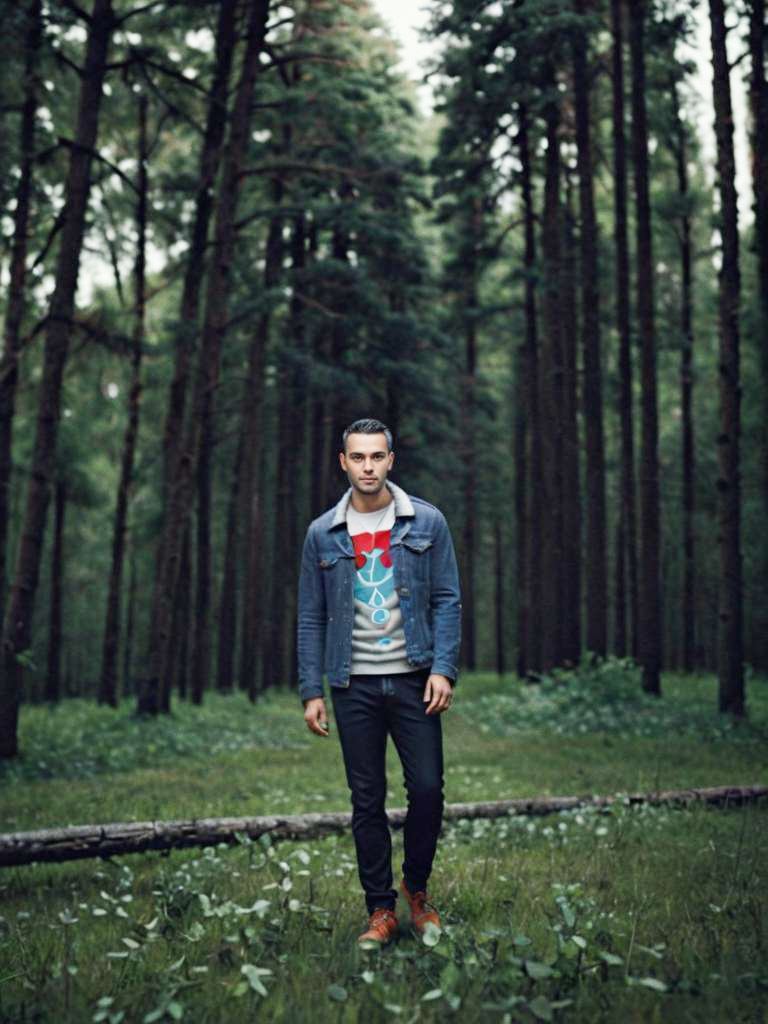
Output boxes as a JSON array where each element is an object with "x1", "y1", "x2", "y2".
[{"x1": 303, "y1": 697, "x2": 329, "y2": 737}]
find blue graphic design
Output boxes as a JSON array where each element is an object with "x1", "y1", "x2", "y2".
[{"x1": 354, "y1": 546, "x2": 395, "y2": 625}]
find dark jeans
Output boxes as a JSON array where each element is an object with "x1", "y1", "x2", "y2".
[{"x1": 330, "y1": 669, "x2": 444, "y2": 914}]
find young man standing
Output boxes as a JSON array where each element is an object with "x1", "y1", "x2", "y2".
[{"x1": 297, "y1": 418, "x2": 461, "y2": 945}]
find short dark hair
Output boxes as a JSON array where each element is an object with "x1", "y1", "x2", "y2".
[{"x1": 341, "y1": 418, "x2": 393, "y2": 453}]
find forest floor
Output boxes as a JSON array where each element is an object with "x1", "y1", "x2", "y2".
[{"x1": 1, "y1": 662, "x2": 767, "y2": 1023}]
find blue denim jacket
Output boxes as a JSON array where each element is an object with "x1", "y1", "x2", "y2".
[{"x1": 297, "y1": 480, "x2": 461, "y2": 703}]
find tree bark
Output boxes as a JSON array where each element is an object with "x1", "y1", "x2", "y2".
[
  {"x1": 518, "y1": 103, "x2": 542, "y2": 675},
  {"x1": 123, "y1": 539, "x2": 137, "y2": 696},
  {"x1": 281, "y1": 214, "x2": 309, "y2": 686},
  {"x1": 45, "y1": 481, "x2": 66, "y2": 704},
  {"x1": 0, "y1": 0, "x2": 114, "y2": 758},
  {"x1": 173, "y1": 526, "x2": 192, "y2": 700},
  {"x1": 629, "y1": 0, "x2": 661, "y2": 695},
  {"x1": 156, "y1": 1, "x2": 239, "y2": 706},
  {"x1": 672, "y1": 90, "x2": 697, "y2": 673},
  {"x1": 494, "y1": 519, "x2": 505, "y2": 676},
  {"x1": 611, "y1": 0, "x2": 638, "y2": 660},
  {"x1": 513, "y1": 326, "x2": 528, "y2": 677},
  {"x1": 236, "y1": 210, "x2": 282, "y2": 698},
  {"x1": 189, "y1": 417, "x2": 212, "y2": 706},
  {"x1": 574, "y1": 0, "x2": 607, "y2": 657},
  {"x1": 710, "y1": 0, "x2": 744, "y2": 715},
  {"x1": 99, "y1": 94, "x2": 148, "y2": 707},
  {"x1": 560, "y1": 180, "x2": 581, "y2": 666},
  {"x1": 461, "y1": 203, "x2": 480, "y2": 672},
  {"x1": 3, "y1": 784, "x2": 765, "y2": 868},
  {"x1": 160, "y1": 0, "x2": 239, "y2": 499},
  {"x1": 747, "y1": 0, "x2": 768, "y2": 669},
  {"x1": 539, "y1": 79, "x2": 565, "y2": 671},
  {"x1": 216, "y1": 435, "x2": 242, "y2": 695},
  {"x1": 0, "y1": 0, "x2": 42, "y2": 627},
  {"x1": 137, "y1": 0, "x2": 271, "y2": 716},
  {"x1": 749, "y1": 0, "x2": 768, "y2": 347},
  {"x1": 614, "y1": 509, "x2": 627, "y2": 654},
  {"x1": 309, "y1": 217, "x2": 335, "y2": 521}
]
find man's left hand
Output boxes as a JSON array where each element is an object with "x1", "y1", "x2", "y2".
[{"x1": 423, "y1": 673, "x2": 453, "y2": 714}]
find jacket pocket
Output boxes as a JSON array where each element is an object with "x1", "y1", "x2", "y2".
[
  {"x1": 401, "y1": 537, "x2": 433, "y2": 588},
  {"x1": 402, "y1": 538, "x2": 433, "y2": 554},
  {"x1": 318, "y1": 555, "x2": 343, "y2": 606}
]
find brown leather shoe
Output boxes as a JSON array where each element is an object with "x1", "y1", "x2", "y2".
[
  {"x1": 357, "y1": 907, "x2": 398, "y2": 945},
  {"x1": 400, "y1": 880, "x2": 441, "y2": 935}
]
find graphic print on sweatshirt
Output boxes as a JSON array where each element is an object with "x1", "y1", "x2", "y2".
[
  {"x1": 346, "y1": 499, "x2": 409, "y2": 672},
  {"x1": 352, "y1": 530, "x2": 395, "y2": 627}
]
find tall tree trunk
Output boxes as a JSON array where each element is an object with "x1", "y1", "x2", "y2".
[
  {"x1": 123, "y1": 538, "x2": 137, "y2": 696},
  {"x1": 0, "y1": 0, "x2": 114, "y2": 758},
  {"x1": 750, "y1": 0, "x2": 768, "y2": 329},
  {"x1": 174, "y1": 526, "x2": 192, "y2": 700},
  {"x1": 45, "y1": 481, "x2": 66, "y2": 703},
  {"x1": 284, "y1": 214, "x2": 308, "y2": 685},
  {"x1": 518, "y1": 103, "x2": 542, "y2": 676},
  {"x1": 267, "y1": 214, "x2": 308, "y2": 689},
  {"x1": 0, "y1": 0, "x2": 42, "y2": 627},
  {"x1": 311, "y1": 384, "x2": 335, "y2": 519},
  {"x1": 614, "y1": 510, "x2": 627, "y2": 654},
  {"x1": 673, "y1": 91, "x2": 696, "y2": 673},
  {"x1": 747, "y1": 0, "x2": 768, "y2": 670},
  {"x1": 461, "y1": 204, "x2": 480, "y2": 672},
  {"x1": 137, "y1": 0, "x2": 271, "y2": 716},
  {"x1": 611, "y1": 0, "x2": 638, "y2": 660},
  {"x1": 539, "y1": 81, "x2": 565, "y2": 671},
  {"x1": 494, "y1": 519, "x2": 505, "y2": 676},
  {"x1": 236, "y1": 210, "x2": 282, "y2": 699},
  {"x1": 710, "y1": 0, "x2": 744, "y2": 715},
  {"x1": 157, "y1": 0, "x2": 239, "y2": 703},
  {"x1": 560, "y1": 179, "x2": 581, "y2": 666},
  {"x1": 308, "y1": 210, "x2": 335, "y2": 520},
  {"x1": 216, "y1": 434, "x2": 242, "y2": 695},
  {"x1": 189, "y1": 429, "x2": 212, "y2": 705},
  {"x1": 99, "y1": 93, "x2": 148, "y2": 706},
  {"x1": 574, "y1": 0, "x2": 607, "y2": 657},
  {"x1": 629, "y1": 0, "x2": 661, "y2": 695},
  {"x1": 161, "y1": 0, "x2": 239, "y2": 497},
  {"x1": 513, "y1": 304, "x2": 529, "y2": 677}
]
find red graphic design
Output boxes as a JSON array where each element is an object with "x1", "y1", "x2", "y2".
[{"x1": 351, "y1": 529, "x2": 392, "y2": 569}]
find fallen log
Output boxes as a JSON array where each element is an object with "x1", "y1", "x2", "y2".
[{"x1": 1, "y1": 783, "x2": 765, "y2": 869}]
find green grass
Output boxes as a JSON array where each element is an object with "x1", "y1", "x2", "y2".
[{"x1": 1, "y1": 661, "x2": 767, "y2": 1022}]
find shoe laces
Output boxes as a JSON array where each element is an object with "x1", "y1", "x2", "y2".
[
  {"x1": 370, "y1": 907, "x2": 395, "y2": 925},
  {"x1": 410, "y1": 890, "x2": 436, "y2": 915}
]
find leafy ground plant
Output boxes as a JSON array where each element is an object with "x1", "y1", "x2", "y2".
[
  {"x1": 1, "y1": 800, "x2": 766, "y2": 1022},
  {"x1": 0, "y1": 665, "x2": 766, "y2": 1021}
]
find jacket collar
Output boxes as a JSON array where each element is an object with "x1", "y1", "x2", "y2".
[{"x1": 330, "y1": 479, "x2": 414, "y2": 529}]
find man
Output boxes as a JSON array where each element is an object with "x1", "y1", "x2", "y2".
[{"x1": 297, "y1": 418, "x2": 461, "y2": 945}]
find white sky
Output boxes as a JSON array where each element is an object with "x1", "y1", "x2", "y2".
[
  {"x1": 368, "y1": 0, "x2": 438, "y2": 114},
  {"x1": 369, "y1": 0, "x2": 752, "y2": 219}
]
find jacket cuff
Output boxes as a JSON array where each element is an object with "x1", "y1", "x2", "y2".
[
  {"x1": 430, "y1": 662, "x2": 457, "y2": 685},
  {"x1": 299, "y1": 684, "x2": 325, "y2": 704}
]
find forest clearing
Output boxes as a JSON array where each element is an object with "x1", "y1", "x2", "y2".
[{"x1": 1, "y1": 666, "x2": 767, "y2": 1021}]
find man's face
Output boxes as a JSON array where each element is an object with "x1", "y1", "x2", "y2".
[{"x1": 339, "y1": 433, "x2": 394, "y2": 496}]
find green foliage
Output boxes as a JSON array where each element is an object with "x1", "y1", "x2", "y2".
[
  {"x1": 1, "y1": 669, "x2": 766, "y2": 1019},
  {"x1": 459, "y1": 657, "x2": 768, "y2": 744},
  {"x1": 1, "y1": 790, "x2": 765, "y2": 1021},
  {"x1": 0, "y1": 692, "x2": 306, "y2": 783}
]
